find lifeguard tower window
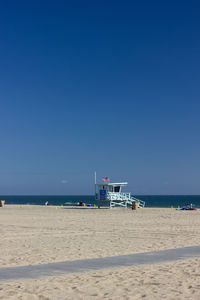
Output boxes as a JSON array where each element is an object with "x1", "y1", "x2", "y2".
[
  {"x1": 114, "y1": 186, "x2": 120, "y2": 193},
  {"x1": 109, "y1": 186, "x2": 113, "y2": 192}
]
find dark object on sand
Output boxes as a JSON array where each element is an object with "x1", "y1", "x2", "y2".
[
  {"x1": 132, "y1": 201, "x2": 138, "y2": 210},
  {"x1": 0, "y1": 200, "x2": 5, "y2": 207},
  {"x1": 176, "y1": 204, "x2": 197, "y2": 211}
]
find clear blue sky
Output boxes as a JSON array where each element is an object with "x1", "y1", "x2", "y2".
[{"x1": 0, "y1": 0, "x2": 200, "y2": 195}]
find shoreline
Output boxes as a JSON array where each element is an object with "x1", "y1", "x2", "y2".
[
  {"x1": 1, "y1": 194, "x2": 200, "y2": 209},
  {"x1": 2, "y1": 203, "x2": 199, "y2": 208}
]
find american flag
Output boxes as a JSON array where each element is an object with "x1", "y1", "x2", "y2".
[{"x1": 102, "y1": 177, "x2": 109, "y2": 182}]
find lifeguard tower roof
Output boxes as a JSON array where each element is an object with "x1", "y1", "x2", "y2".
[{"x1": 97, "y1": 182, "x2": 128, "y2": 186}]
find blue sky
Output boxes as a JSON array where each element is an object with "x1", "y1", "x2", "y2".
[{"x1": 0, "y1": 0, "x2": 200, "y2": 195}]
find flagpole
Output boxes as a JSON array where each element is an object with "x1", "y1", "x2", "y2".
[{"x1": 94, "y1": 171, "x2": 97, "y2": 202}]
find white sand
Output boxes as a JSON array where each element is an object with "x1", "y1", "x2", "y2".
[{"x1": 0, "y1": 205, "x2": 200, "y2": 299}]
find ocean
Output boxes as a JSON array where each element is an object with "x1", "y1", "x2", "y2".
[{"x1": 0, "y1": 195, "x2": 200, "y2": 208}]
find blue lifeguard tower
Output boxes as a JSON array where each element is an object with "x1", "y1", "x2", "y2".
[{"x1": 95, "y1": 176, "x2": 145, "y2": 208}]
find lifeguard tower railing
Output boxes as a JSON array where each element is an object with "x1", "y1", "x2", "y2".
[{"x1": 106, "y1": 192, "x2": 145, "y2": 208}]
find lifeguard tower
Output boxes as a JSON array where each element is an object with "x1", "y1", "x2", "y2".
[{"x1": 95, "y1": 178, "x2": 145, "y2": 208}]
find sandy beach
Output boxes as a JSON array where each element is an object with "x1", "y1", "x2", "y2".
[{"x1": 0, "y1": 205, "x2": 200, "y2": 299}]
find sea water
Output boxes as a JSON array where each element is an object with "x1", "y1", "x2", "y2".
[{"x1": 0, "y1": 195, "x2": 200, "y2": 208}]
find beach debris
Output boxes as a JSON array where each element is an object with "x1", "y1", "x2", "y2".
[
  {"x1": 0, "y1": 200, "x2": 5, "y2": 207},
  {"x1": 176, "y1": 204, "x2": 196, "y2": 211},
  {"x1": 132, "y1": 201, "x2": 138, "y2": 210}
]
